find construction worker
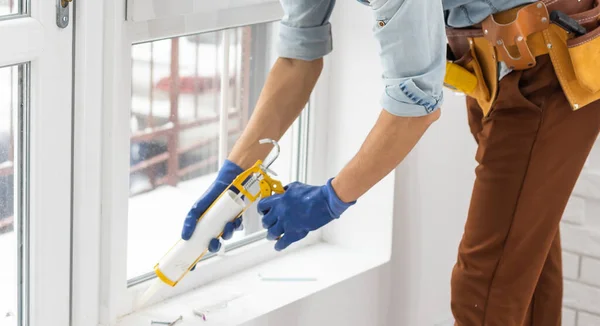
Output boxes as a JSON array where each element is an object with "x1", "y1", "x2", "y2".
[{"x1": 181, "y1": 0, "x2": 600, "y2": 324}]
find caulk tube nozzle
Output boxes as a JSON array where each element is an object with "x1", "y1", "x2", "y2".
[
  {"x1": 154, "y1": 189, "x2": 245, "y2": 286},
  {"x1": 135, "y1": 278, "x2": 167, "y2": 309}
]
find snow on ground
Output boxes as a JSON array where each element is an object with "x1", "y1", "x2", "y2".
[
  {"x1": 0, "y1": 231, "x2": 17, "y2": 326},
  {"x1": 0, "y1": 3, "x2": 17, "y2": 17}
]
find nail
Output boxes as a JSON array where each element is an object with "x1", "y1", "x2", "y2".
[
  {"x1": 168, "y1": 316, "x2": 183, "y2": 326},
  {"x1": 150, "y1": 315, "x2": 183, "y2": 325}
]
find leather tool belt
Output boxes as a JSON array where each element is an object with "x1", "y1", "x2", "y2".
[{"x1": 445, "y1": 0, "x2": 600, "y2": 116}]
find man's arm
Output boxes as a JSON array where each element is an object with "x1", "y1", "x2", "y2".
[
  {"x1": 332, "y1": 0, "x2": 447, "y2": 202},
  {"x1": 227, "y1": 0, "x2": 336, "y2": 169},
  {"x1": 228, "y1": 57, "x2": 323, "y2": 169},
  {"x1": 183, "y1": 0, "x2": 339, "y2": 249},
  {"x1": 332, "y1": 108, "x2": 440, "y2": 203},
  {"x1": 257, "y1": 0, "x2": 447, "y2": 251}
]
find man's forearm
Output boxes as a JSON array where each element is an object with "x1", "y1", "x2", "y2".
[
  {"x1": 331, "y1": 109, "x2": 441, "y2": 203},
  {"x1": 228, "y1": 57, "x2": 323, "y2": 169}
]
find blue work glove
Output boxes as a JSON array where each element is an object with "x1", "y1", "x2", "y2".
[
  {"x1": 181, "y1": 159, "x2": 245, "y2": 255},
  {"x1": 257, "y1": 178, "x2": 355, "y2": 251}
]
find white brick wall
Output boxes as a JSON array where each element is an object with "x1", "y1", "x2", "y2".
[
  {"x1": 579, "y1": 312, "x2": 600, "y2": 326},
  {"x1": 563, "y1": 251, "x2": 580, "y2": 280},
  {"x1": 562, "y1": 158, "x2": 600, "y2": 325},
  {"x1": 581, "y1": 257, "x2": 600, "y2": 288},
  {"x1": 563, "y1": 308, "x2": 577, "y2": 326}
]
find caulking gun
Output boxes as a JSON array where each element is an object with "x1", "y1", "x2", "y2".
[{"x1": 137, "y1": 139, "x2": 284, "y2": 307}]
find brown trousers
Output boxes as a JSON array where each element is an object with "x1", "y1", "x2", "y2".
[{"x1": 450, "y1": 55, "x2": 600, "y2": 325}]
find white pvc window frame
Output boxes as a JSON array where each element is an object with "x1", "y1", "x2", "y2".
[
  {"x1": 0, "y1": 1, "x2": 74, "y2": 325},
  {"x1": 69, "y1": 1, "x2": 324, "y2": 325}
]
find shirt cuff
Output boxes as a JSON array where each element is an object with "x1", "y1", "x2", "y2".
[
  {"x1": 277, "y1": 22, "x2": 333, "y2": 61},
  {"x1": 380, "y1": 79, "x2": 444, "y2": 117}
]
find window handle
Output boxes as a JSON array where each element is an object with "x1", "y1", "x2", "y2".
[{"x1": 57, "y1": 0, "x2": 73, "y2": 28}]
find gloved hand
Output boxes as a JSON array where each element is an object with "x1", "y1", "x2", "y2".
[
  {"x1": 181, "y1": 159, "x2": 245, "y2": 254},
  {"x1": 257, "y1": 178, "x2": 355, "y2": 251}
]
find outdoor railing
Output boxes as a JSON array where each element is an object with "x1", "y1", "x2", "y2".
[{"x1": 0, "y1": 27, "x2": 253, "y2": 231}]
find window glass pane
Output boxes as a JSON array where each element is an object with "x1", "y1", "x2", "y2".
[
  {"x1": 128, "y1": 22, "x2": 297, "y2": 281},
  {"x1": 0, "y1": 0, "x2": 22, "y2": 17},
  {"x1": 0, "y1": 64, "x2": 26, "y2": 326}
]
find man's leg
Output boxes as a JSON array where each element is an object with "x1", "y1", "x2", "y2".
[
  {"x1": 530, "y1": 230, "x2": 563, "y2": 325},
  {"x1": 465, "y1": 97, "x2": 563, "y2": 326},
  {"x1": 451, "y1": 55, "x2": 600, "y2": 325}
]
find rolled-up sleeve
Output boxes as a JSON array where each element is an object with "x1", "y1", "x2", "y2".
[
  {"x1": 277, "y1": 0, "x2": 336, "y2": 61},
  {"x1": 368, "y1": 0, "x2": 446, "y2": 116}
]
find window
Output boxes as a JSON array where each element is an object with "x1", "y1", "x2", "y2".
[
  {"x1": 126, "y1": 21, "x2": 300, "y2": 283},
  {"x1": 91, "y1": 1, "x2": 316, "y2": 321},
  {"x1": 0, "y1": 64, "x2": 25, "y2": 326},
  {"x1": 0, "y1": 1, "x2": 74, "y2": 324}
]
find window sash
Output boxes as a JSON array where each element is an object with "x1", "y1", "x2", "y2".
[
  {"x1": 0, "y1": 18, "x2": 44, "y2": 68},
  {"x1": 0, "y1": 1, "x2": 74, "y2": 325},
  {"x1": 130, "y1": 2, "x2": 283, "y2": 44}
]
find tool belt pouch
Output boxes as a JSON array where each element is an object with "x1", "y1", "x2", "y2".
[
  {"x1": 481, "y1": 2, "x2": 550, "y2": 70},
  {"x1": 446, "y1": 44, "x2": 490, "y2": 101},
  {"x1": 445, "y1": 2, "x2": 553, "y2": 116},
  {"x1": 544, "y1": 3, "x2": 600, "y2": 110},
  {"x1": 445, "y1": 36, "x2": 499, "y2": 116}
]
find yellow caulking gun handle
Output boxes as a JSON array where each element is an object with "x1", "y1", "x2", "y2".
[
  {"x1": 229, "y1": 161, "x2": 264, "y2": 202},
  {"x1": 229, "y1": 160, "x2": 285, "y2": 202},
  {"x1": 259, "y1": 176, "x2": 284, "y2": 198}
]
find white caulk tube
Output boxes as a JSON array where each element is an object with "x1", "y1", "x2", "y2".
[
  {"x1": 137, "y1": 189, "x2": 246, "y2": 308},
  {"x1": 155, "y1": 189, "x2": 245, "y2": 286}
]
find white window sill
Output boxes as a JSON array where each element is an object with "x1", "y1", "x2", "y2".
[{"x1": 115, "y1": 242, "x2": 388, "y2": 326}]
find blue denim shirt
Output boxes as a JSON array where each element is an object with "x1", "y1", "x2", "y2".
[{"x1": 277, "y1": 0, "x2": 533, "y2": 117}]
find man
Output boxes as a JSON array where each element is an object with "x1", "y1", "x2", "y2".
[{"x1": 181, "y1": 0, "x2": 600, "y2": 324}]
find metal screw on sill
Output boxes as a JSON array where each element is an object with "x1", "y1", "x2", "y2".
[
  {"x1": 574, "y1": 104, "x2": 580, "y2": 110},
  {"x1": 497, "y1": 39, "x2": 504, "y2": 45},
  {"x1": 484, "y1": 29, "x2": 488, "y2": 35},
  {"x1": 537, "y1": 3, "x2": 542, "y2": 8},
  {"x1": 547, "y1": 43, "x2": 553, "y2": 49},
  {"x1": 541, "y1": 17, "x2": 548, "y2": 23},
  {"x1": 517, "y1": 35, "x2": 524, "y2": 42},
  {"x1": 151, "y1": 315, "x2": 183, "y2": 326}
]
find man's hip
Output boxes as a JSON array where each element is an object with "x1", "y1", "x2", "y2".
[{"x1": 444, "y1": 0, "x2": 600, "y2": 117}]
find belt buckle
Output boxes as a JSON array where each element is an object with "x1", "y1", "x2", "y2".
[{"x1": 481, "y1": 1, "x2": 550, "y2": 70}]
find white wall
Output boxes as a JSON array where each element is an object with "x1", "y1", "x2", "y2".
[
  {"x1": 561, "y1": 143, "x2": 600, "y2": 326},
  {"x1": 386, "y1": 90, "x2": 477, "y2": 325}
]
